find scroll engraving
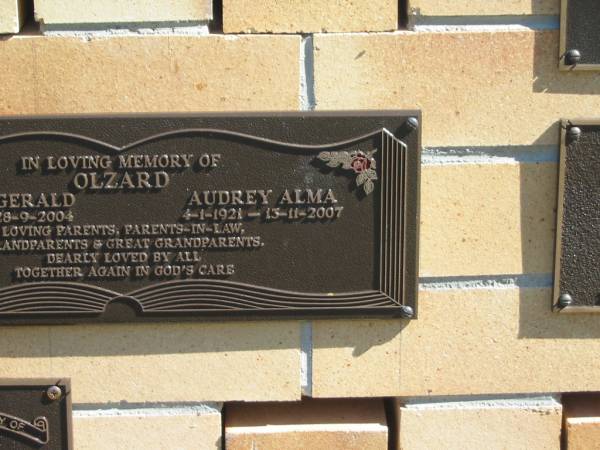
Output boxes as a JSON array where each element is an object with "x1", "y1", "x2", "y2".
[{"x1": 0, "y1": 412, "x2": 49, "y2": 445}]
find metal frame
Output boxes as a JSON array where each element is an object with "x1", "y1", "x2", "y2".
[
  {"x1": 0, "y1": 378, "x2": 73, "y2": 449},
  {"x1": 559, "y1": 0, "x2": 600, "y2": 71},
  {"x1": 553, "y1": 118, "x2": 600, "y2": 313}
]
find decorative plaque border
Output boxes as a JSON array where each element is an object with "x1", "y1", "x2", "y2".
[{"x1": 0, "y1": 112, "x2": 420, "y2": 323}]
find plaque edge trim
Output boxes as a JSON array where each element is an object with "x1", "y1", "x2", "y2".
[
  {"x1": 0, "y1": 110, "x2": 423, "y2": 122},
  {"x1": 552, "y1": 119, "x2": 568, "y2": 312},
  {"x1": 0, "y1": 128, "x2": 395, "y2": 155}
]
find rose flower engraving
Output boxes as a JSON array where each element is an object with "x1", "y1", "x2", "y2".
[{"x1": 317, "y1": 149, "x2": 378, "y2": 195}]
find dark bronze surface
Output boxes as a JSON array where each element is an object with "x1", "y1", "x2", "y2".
[
  {"x1": 0, "y1": 379, "x2": 72, "y2": 450},
  {"x1": 0, "y1": 112, "x2": 420, "y2": 323},
  {"x1": 554, "y1": 120, "x2": 600, "y2": 312},
  {"x1": 560, "y1": 0, "x2": 600, "y2": 69}
]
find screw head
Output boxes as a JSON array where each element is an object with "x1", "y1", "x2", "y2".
[
  {"x1": 406, "y1": 117, "x2": 419, "y2": 130},
  {"x1": 558, "y1": 293, "x2": 573, "y2": 309},
  {"x1": 565, "y1": 49, "x2": 582, "y2": 65},
  {"x1": 46, "y1": 386, "x2": 62, "y2": 401},
  {"x1": 568, "y1": 126, "x2": 582, "y2": 142},
  {"x1": 400, "y1": 305, "x2": 414, "y2": 318}
]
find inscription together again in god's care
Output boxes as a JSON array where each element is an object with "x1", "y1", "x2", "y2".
[{"x1": 1, "y1": 152, "x2": 347, "y2": 282}]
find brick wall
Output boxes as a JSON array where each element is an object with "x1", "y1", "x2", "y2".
[{"x1": 1, "y1": 1, "x2": 600, "y2": 448}]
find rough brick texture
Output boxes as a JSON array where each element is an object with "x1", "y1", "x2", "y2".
[
  {"x1": 314, "y1": 30, "x2": 600, "y2": 147},
  {"x1": 226, "y1": 399, "x2": 388, "y2": 450},
  {"x1": 74, "y1": 407, "x2": 222, "y2": 450},
  {"x1": 312, "y1": 289, "x2": 600, "y2": 398},
  {"x1": 0, "y1": 35, "x2": 301, "y2": 114},
  {"x1": 223, "y1": 0, "x2": 397, "y2": 33},
  {"x1": 0, "y1": 322, "x2": 301, "y2": 403},
  {"x1": 34, "y1": 0, "x2": 212, "y2": 26},
  {"x1": 563, "y1": 394, "x2": 600, "y2": 450},
  {"x1": 408, "y1": 0, "x2": 558, "y2": 17},
  {"x1": 398, "y1": 397, "x2": 562, "y2": 450},
  {"x1": 419, "y1": 162, "x2": 556, "y2": 276},
  {"x1": 0, "y1": 0, "x2": 25, "y2": 33}
]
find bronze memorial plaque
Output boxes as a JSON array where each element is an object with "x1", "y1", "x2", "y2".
[
  {"x1": 560, "y1": 0, "x2": 600, "y2": 70},
  {"x1": 554, "y1": 120, "x2": 600, "y2": 313},
  {"x1": 0, "y1": 112, "x2": 420, "y2": 323},
  {"x1": 0, "y1": 379, "x2": 72, "y2": 449}
]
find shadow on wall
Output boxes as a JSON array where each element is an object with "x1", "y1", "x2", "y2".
[
  {"x1": 531, "y1": 0, "x2": 558, "y2": 14},
  {"x1": 0, "y1": 317, "x2": 406, "y2": 358},
  {"x1": 530, "y1": 31, "x2": 600, "y2": 147},
  {"x1": 518, "y1": 288, "x2": 600, "y2": 339},
  {"x1": 311, "y1": 319, "x2": 407, "y2": 358},
  {"x1": 519, "y1": 18, "x2": 600, "y2": 336},
  {"x1": 0, "y1": 320, "x2": 304, "y2": 358},
  {"x1": 532, "y1": 30, "x2": 600, "y2": 96}
]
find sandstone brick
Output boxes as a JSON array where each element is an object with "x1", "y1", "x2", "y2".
[
  {"x1": 223, "y1": 0, "x2": 397, "y2": 33},
  {"x1": 225, "y1": 399, "x2": 388, "y2": 450},
  {"x1": 34, "y1": 0, "x2": 212, "y2": 26},
  {"x1": 312, "y1": 320, "x2": 402, "y2": 398},
  {"x1": 312, "y1": 161, "x2": 558, "y2": 398},
  {"x1": 0, "y1": 0, "x2": 25, "y2": 34},
  {"x1": 74, "y1": 406, "x2": 222, "y2": 450},
  {"x1": 566, "y1": 420, "x2": 600, "y2": 450},
  {"x1": 563, "y1": 394, "x2": 600, "y2": 450},
  {"x1": 0, "y1": 322, "x2": 301, "y2": 403},
  {"x1": 420, "y1": 162, "x2": 556, "y2": 277},
  {"x1": 314, "y1": 30, "x2": 600, "y2": 147},
  {"x1": 400, "y1": 288, "x2": 600, "y2": 396},
  {"x1": 0, "y1": 34, "x2": 300, "y2": 114},
  {"x1": 312, "y1": 289, "x2": 600, "y2": 398},
  {"x1": 408, "y1": 0, "x2": 557, "y2": 17},
  {"x1": 397, "y1": 397, "x2": 562, "y2": 450}
]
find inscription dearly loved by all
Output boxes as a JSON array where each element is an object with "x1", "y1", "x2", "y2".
[{"x1": 0, "y1": 113, "x2": 420, "y2": 323}]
